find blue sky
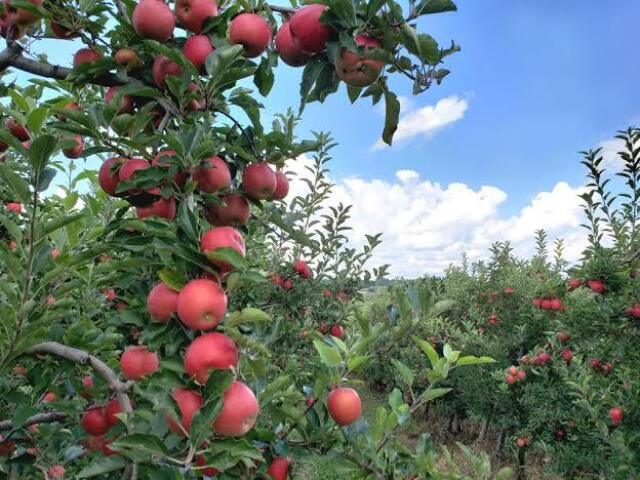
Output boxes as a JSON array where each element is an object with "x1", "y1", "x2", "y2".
[{"x1": 13, "y1": 1, "x2": 640, "y2": 276}]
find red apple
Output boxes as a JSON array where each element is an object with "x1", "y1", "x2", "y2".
[
  {"x1": 62, "y1": 134, "x2": 84, "y2": 159},
  {"x1": 105, "y1": 399, "x2": 123, "y2": 427},
  {"x1": 147, "y1": 281, "x2": 179, "y2": 322},
  {"x1": 609, "y1": 407, "x2": 623, "y2": 425},
  {"x1": 329, "y1": 324, "x2": 344, "y2": 338},
  {"x1": 242, "y1": 163, "x2": 276, "y2": 200},
  {"x1": 293, "y1": 260, "x2": 311, "y2": 279},
  {"x1": 184, "y1": 332, "x2": 238, "y2": 383},
  {"x1": 183, "y1": 34, "x2": 214, "y2": 69},
  {"x1": 587, "y1": 279, "x2": 606, "y2": 294},
  {"x1": 327, "y1": 387, "x2": 361, "y2": 426},
  {"x1": 118, "y1": 158, "x2": 151, "y2": 193},
  {"x1": 186, "y1": 82, "x2": 206, "y2": 111},
  {"x1": 73, "y1": 48, "x2": 102, "y2": 67},
  {"x1": 177, "y1": 278, "x2": 228, "y2": 330},
  {"x1": 271, "y1": 171, "x2": 289, "y2": 200},
  {"x1": 47, "y1": 465, "x2": 65, "y2": 478},
  {"x1": 205, "y1": 193, "x2": 250, "y2": 227},
  {"x1": 136, "y1": 197, "x2": 176, "y2": 220},
  {"x1": 98, "y1": 157, "x2": 125, "y2": 196},
  {"x1": 5, "y1": 0, "x2": 42, "y2": 25},
  {"x1": 335, "y1": 34, "x2": 384, "y2": 87},
  {"x1": 132, "y1": 0, "x2": 174, "y2": 41},
  {"x1": 275, "y1": 21, "x2": 308, "y2": 67},
  {"x1": 152, "y1": 149, "x2": 189, "y2": 186},
  {"x1": 267, "y1": 457, "x2": 290, "y2": 480},
  {"x1": 282, "y1": 278, "x2": 293, "y2": 290},
  {"x1": 42, "y1": 391, "x2": 57, "y2": 403},
  {"x1": 105, "y1": 86, "x2": 134, "y2": 114},
  {"x1": 228, "y1": 13, "x2": 271, "y2": 58},
  {"x1": 560, "y1": 348, "x2": 573, "y2": 364},
  {"x1": 82, "y1": 405, "x2": 109, "y2": 436},
  {"x1": 0, "y1": 434, "x2": 15, "y2": 457},
  {"x1": 193, "y1": 156, "x2": 231, "y2": 193},
  {"x1": 175, "y1": 0, "x2": 217, "y2": 33},
  {"x1": 289, "y1": 4, "x2": 333, "y2": 54},
  {"x1": 120, "y1": 345, "x2": 160, "y2": 380},
  {"x1": 200, "y1": 226, "x2": 246, "y2": 272},
  {"x1": 567, "y1": 278, "x2": 582, "y2": 291},
  {"x1": 152, "y1": 55, "x2": 183, "y2": 88},
  {"x1": 114, "y1": 48, "x2": 142, "y2": 70},
  {"x1": 51, "y1": 21, "x2": 77, "y2": 39},
  {"x1": 213, "y1": 381, "x2": 259, "y2": 437},
  {"x1": 557, "y1": 331, "x2": 570, "y2": 343},
  {"x1": 195, "y1": 454, "x2": 220, "y2": 476},
  {"x1": 6, "y1": 202, "x2": 22, "y2": 214},
  {"x1": 5, "y1": 117, "x2": 29, "y2": 140},
  {"x1": 166, "y1": 388, "x2": 203, "y2": 436}
]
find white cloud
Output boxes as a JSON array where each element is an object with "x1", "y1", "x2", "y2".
[
  {"x1": 373, "y1": 95, "x2": 469, "y2": 150},
  {"x1": 286, "y1": 159, "x2": 589, "y2": 277}
]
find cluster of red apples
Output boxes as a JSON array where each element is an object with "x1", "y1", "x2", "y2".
[{"x1": 532, "y1": 297, "x2": 566, "y2": 311}]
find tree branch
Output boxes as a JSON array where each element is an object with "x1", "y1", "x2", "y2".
[
  {"x1": 0, "y1": 412, "x2": 68, "y2": 431},
  {"x1": 24, "y1": 342, "x2": 133, "y2": 415}
]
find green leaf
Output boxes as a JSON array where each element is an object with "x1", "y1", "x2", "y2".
[
  {"x1": 111, "y1": 433, "x2": 169, "y2": 458},
  {"x1": 76, "y1": 456, "x2": 128, "y2": 478},
  {"x1": 400, "y1": 24, "x2": 440, "y2": 64},
  {"x1": 442, "y1": 344, "x2": 459, "y2": 362},
  {"x1": 382, "y1": 90, "x2": 400, "y2": 146},
  {"x1": 346, "y1": 85, "x2": 362, "y2": 104},
  {"x1": 456, "y1": 355, "x2": 495, "y2": 367},
  {"x1": 158, "y1": 268, "x2": 187, "y2": 291},
  {"x1": 8, "y1": 88, "x2": 30, "y2": 112},
  {"x1": 226, "y1": 307, "x2": 271, "y2": 327},
  {"x1": 312, "y1": 339, "x2": 342, "y2": 367},
  {"x1": 413, "y1": 336, "x2": 439, "y2": 368},
  {"x1": 206, "y1": 247, "x2": 247, "y2": 271},
  {"x1": 254, "y1": 56, "x2": 275, "y2": 96},
  {"x1": 347, "y1": 355, "x2": 370, "y2": 372},
  {"x1": 0, "y1": 163, "x2": 31, "y2": 203},
  {"x1": 29, "y1": 134, "x2": 58, "y2": 173},
  {"x1": 26, "y1": 107, "x2": 49, "y2": 134},
  {"x1": 391, "y1": 358, "x2": 415, "y2": 386},
  {"x1": 414, "y1": 0, "x2": 457, "y2": 16},
  {"x1": 419, "y1": 387, "x2": 451, "y2": 403}
]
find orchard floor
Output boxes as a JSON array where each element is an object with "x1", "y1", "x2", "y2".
[{"x1": 295, "y1": 388, "x2": 562, "y2": 479}]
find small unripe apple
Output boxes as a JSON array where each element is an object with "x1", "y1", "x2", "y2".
[
  {"x1": 105, "y1": 86, "x2": 134, "y2": 114},
  {"x1": 152, "y1": 55, "x2": 182, "y2": 88},
  {"x1": 213, "y1": 381, "x2": 259, "y2": 437},
  {"x1": 166, "y1": 388, "x2": 203, "y2": 436},
  {"x1": 228, "y1": 13, "x2": 271, "y2": 58},
  {"x1": 82, "y1": 405, "x2": 109, "y2": 436},
  {"x1": 193, "y1": 156, "x2": 231, "y2": 193},
  {"x1": 275, "y1": 22, "x2": 308, "y2": 67},
  {"x1": 136, "y1": 197, "x2": 176, "y2": 220},
  {"x1": 132, "y1": 0, "x2": 175, "y2": 41},
  {"x1": 177, "y1": 278, "x2": 228, "y2": 330},
  {"x1": 183, "y1": 34, "x2": 214, "y2": 69},
  {"x1": 62, "y1": 134, "x2": 84, "y2": 159},
  {"x1": 272, "y1": 171, "x2": 289, "y2": 200},
  {"x1": 73, "y1": 48, "x2": 102, "y2": 67},
  {"x1": 120, "y1": 345, "x2": 160, "y2": 380},
  {"x1": 175, "y1": 0, "x2": 218, "y2": 33},
  {"x1": 204, "y1": 193, "x2": 250, "y2": 227},
  {"x1": 242, "y1": 163, "x2": 276, "y2": 200},
  {"x1": 200, "y1": 226, "x2": 246, "y2": 272},
  {"x1": 184, "y1": 332, "x2": 238, "y2": 383},
  {"x1": 267, "y1": 457, "x2": 290, "y2": 480},
  {"x1": 289, "y1": 4, "x2": 333, "y2": 54},
  {"x1": 147, "y1": 281, "x2": 179, "y2": 322},
  {"x1": 327, "y1": 387, "x2": 361, "y2": 426}
]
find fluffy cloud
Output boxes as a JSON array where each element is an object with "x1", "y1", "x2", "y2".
[
  {"x1": 287, "y1": 158, "x2": 589, "y2": 277},
  {"x1": 373, "y1": 95, "x2": 469, "y2": 150}
]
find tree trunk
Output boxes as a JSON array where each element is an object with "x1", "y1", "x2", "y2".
[
  {"x1": 516, "y1": 448, "x2": 526, "y2": 480},
  {"x1": 477, "y1": 417, "x2": 489, "y2": 441},
  {"x1": 449, "y1": 411, "x2": 461, "y2": 434},
  {"x1": 493, "y1": 428, "x2": 504, "y2": 460}
]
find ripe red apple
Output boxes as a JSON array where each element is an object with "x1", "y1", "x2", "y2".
[
  {"x1": 560, "y1": 348, "x2": 573, "y2": 364},
  {"x1": 200, "y1": 226, "x2": 246, "y2": 272},
  {"x1": 47, "y1": 465, "x2": 65, "y2": 478},
  {"x1": 609, "y1": 407, "x2": 623, "y2": 425},
  {"x1": 105, "y1": 399, "x2": 123, "y2": 427},
  {"x1": 323, "y1": 289, "x2": 332, "y2": 298},
  {"x1": 329, "y1": 324, "x2": 344, "y2": 338},
  {"x1": 186, "y1": 82, "x2": 206, "y2": 111},
  {"x1": 504, "y1": 287, "x2": 515, "y2": 295},
  {"x1": 166, "y1": 388, "x2": 203, "y2": 436},
  {"x1": 267, "y1": 457, "x2": 290, "y2": 480},
  {"x1": 193, "y1": 156, "x2": 231, "y2": 193},
  {"x1": 82, "y1": 405, "x2": 110, "y2": 436},
  {"x1": 516, "y1": 437, "x2": 528, "y2": 448},
  {"x1": 293, "y1": 260, "x2": 311, "y2": 279},
  {"x1": 184, "y1": 332, "x2": 238, "y2": 383},
  {"x1": 335, "y1": 34, "x2": 384, "y2": 87},
  {"x1": 132, "y1": 0, "x2": 174, "y2": 41},
  {"x1": 549, "y1": 298, "x2": 562, "y2": 311},
  {"x1": 242, "y1": 163, "x2": 276, "y2": 200},
  {"x1": 228, "y1": 13, "x2": 271, "y2": 58},
  {"x1": 42, "y1": 391, "x2": 57, "y2": 403},
  {"x1": 152, "y1": 55, "x2": 183, "y2": 88},
  {"x1": 275, "y1": 22, "x2": 308, "y2": 67},
  {"x1": 488, "y1": 314, "x2": 498, "y2": 325},
  {"x1": 183, "y1": 34, "x2": 214, "y2": 69},
  {"x1": 282, "y1": 278, "x2": 293, "y2": 290},
  {"x1": 505, "y1": 374, "x2": 516, "y2": 385},
  {"x1": 105, "y1": 86, "x2": 134, "y2": 114},
  {"x1": 114, "y1": 48, "x2": 142, "y2": 70},
  {"x1": 5, "y1": 117, "x2": 29, "y2": 140},
  {"x1": 120, "y1": 345, "x2": 160, "y2": 380},
  {"x1": 289, "y1": 4, "x2": 333, "y2": 54},
  {"x1": 557, "y1": 331, "x2": 570, "y2": 343},
  {"x1": 6, "y1": 202, "x2": 22, "y2": 213},
  {"x1": 195, "y1": 454, "x2": 220, "y2": 476},
  {"x1": 118, "y1": 158, "x2": 151, "y2": 193},
  {"x1": 0, "y1": 434, "x2": 15, "y2": 456},
  {"x1": 5, "y1": 0, "x2": 42, "y2": 25},
  {"x1": 73, "y1": 48, "x2": 102, "y2": 67},
  {"x1": 534, "y1": 352, "x2": 552, "y2": 365},
  {"x1": 567, "y1": 278, "x2": 582, "y2": 291},
  {"x1": 51, "y1": 21, "x2": 77, "y2": 39},
  {"x1": 136, "y1": 197, "x2": 176, "y2": 220},
  {"x1": 327, "y1": 387, "x2": 361, "y2": 426},
  {"x1": 516, "y1": 370, "x2": 526, "y2": 381},
  {"x1": 213, "y1": 381, "x2": 259, "y2": 437},
  {"x1": 305, "y1": 397, "x2": 314, "y2": 407},
  {"x1": 587, "y1": 279, "x2": 606, "y2": 294},
  {"x1": 147, "y1": 281, "x2": 179, "y2": 322},
  {"x1": 205, "y1": 193, "x2": 250, "y2": 227},
  {"x1": 62, "y1": 134, "x2": 84, "y2": 159},
  {"x1": 152, "y1": 149, "x2": 189, "y2": 186},
  {"x1": 98, "y1": 157, "x2": 125, "y2": 196},
  {"x1": 540, "y1": 298, "x2": 552, "y2": 310},
  {"x1": 175, "y1": 0, "x2": 217, "y2": 33},
  {"x1": 177, "y1": 278, "x2": 228, "y2": 330},
  {"x1": 272, "y1": 171, "x2": 289, "y2": 200}
]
